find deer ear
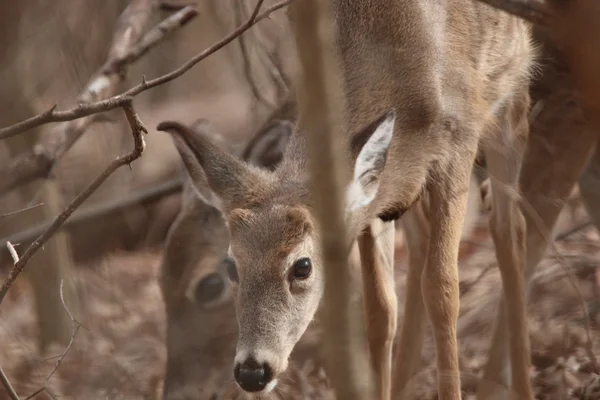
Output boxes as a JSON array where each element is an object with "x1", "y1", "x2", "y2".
[
  {"x1": 345, "y1": 110, "x2": 395, "y2": 213},
  {"x1": 170, "y1": 129, "x2": 221, "y2": 210},
  {"x1": 158, "y1": 120, "x2": 266, "y2": 211},
  {"x1": 242, "y1": 120, "x2": 293, "y2": 169}
]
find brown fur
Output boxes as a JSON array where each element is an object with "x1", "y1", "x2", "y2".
[
  {"x1": 474, "y1": 25, "x2": 600, "y2": 399},
  {"x1": 160, "y1": 1, "x2": 536, "y2": 399},
  {"x1": 159, "y1": 109, "x2": 294, "y2": 399}
]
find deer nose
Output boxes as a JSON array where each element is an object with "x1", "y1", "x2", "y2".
[{"x1": 233, "y1": 357, "x2": 273, "y2": 392}]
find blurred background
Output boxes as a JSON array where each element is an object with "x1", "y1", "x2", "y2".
[{"x1": 1, "y1": 1, "x2": 600, "y2": 399}]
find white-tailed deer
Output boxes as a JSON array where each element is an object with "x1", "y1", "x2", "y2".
[
  {"x1": 159, "y1": 90, "x2": 483, "y2": 399},
  {"x1": 160, "y1": 112, "x2": 294, "y2": 399},
  {"x1": 158, "y1": 1, "x2": 535, "y2": 399},
  {"x1": 473, "y1": 26, "x2": 600, "y2": 399}
]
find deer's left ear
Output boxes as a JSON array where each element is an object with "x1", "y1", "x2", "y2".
[
  {"x1": 242, "y1": 120, "x2": 293, "y2": 169},
  {"x1": 345, "y1": 110, "x2": 395, "y2": 213}
]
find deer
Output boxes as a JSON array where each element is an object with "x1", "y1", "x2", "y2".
[
  {"x1": 156, "y1": 0, "x2": 536, "y2": 398},
  {"x1": 159, "y1": 110, "x2": 295, "y2": 399},
  {"x1": 159, "y1": 82, "x2": 487, "y2": 399},
  {"x1": 471, "y1": 25, "x2": 600, "y2": 399}
]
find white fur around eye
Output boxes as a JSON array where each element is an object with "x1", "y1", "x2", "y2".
[{"x1": 345, "y1": 113, "x2": 395, "y2": 213}]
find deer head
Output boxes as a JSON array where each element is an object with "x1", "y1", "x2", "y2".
[
  {"x1": 158, "y1": 109, "x2": 396, "y2": 394},
  {"x1": 158, "y1": 117, "x2": 293, "y2": 399}
]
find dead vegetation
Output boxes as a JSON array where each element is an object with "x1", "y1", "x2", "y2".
[{"x1": 0, "y1": 200, "x2": 599, "y2": 399}]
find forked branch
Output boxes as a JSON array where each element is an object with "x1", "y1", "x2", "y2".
[
  {"x1": 0, "y1": 2, "x2": 197, "y2": 195},
  {"x1": 0, "y1": 102, "x2": 146, "y2": 305},
  {"x1": 0, "y1": 0, "x2": 293, "y2": 140}
]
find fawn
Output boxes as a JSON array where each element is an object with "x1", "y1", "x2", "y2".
[
  {"x1": 158, "y1": 1, "x2": 535, "y2": 399},
  {"x1": 159, "y1": 112, "x2": 294, "y2": 399}
]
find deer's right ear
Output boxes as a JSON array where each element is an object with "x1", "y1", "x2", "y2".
[
  {"x1": 158, "y1": 121, "x2": 267, "y2": 212},
  {"x1": 242, "y1": 120, "x2": 293, "y2": 169},
  {"x1": 346, "y1": 110, "x2": 395, "y2": 213}
]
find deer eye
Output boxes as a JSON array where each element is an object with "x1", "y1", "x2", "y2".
[
  {"x1": 291, "y1": 257, "x2": 312, "y2": 280},
  {"x1": 223, "y1": 257, "x2": 238, "y2": 282},
  {"x1": 194, "y1": 273, "x2": 225, "y2": 304}
]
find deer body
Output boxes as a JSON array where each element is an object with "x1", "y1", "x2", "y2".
[{"x1": 160, "y1": 1, "x2": 535, "y2": 399}]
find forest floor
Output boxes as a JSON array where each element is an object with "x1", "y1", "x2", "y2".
[{"x1": 0, "y1": 199, "x2": 599, "y2": 399}]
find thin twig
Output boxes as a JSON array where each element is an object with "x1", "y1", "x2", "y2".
[
  {"x1": 556, "y1": 220, "x2": 593, "y2": 241},
  {"x1": 23, "y1": 388, "x2": 43, "y2": 400},
  {"x1": 497, "y1": 177, "x2": 600, "y2": 373},
  {"x1": 0, "y1": 3, "x2": 197, "y2": 195},
  {"x1": 59, "y1": 280, "x2": 85, "y2": 328},
  {"x1": 235, "y1": 0, "x2": 273, "y2": 109},
  {"x1": 460, "y1": 263, "x2": 496, "y2": 296},
  {"x1": 0, "y1": 178, "x2": 183, "y2": 257},
  {"x1": 0, "y1": 0, "x2": 293, "y2": 140},
  {"x1": 44, "y1": 314, "x2": 80, "y2": 382},
  {"x1": 0, "y1": 204, "x2": 45, "y2": 219},
  {"x1": 0, "y1": 365, "x2": 20, "y2": 400},
  {"x1": 5, "y1": 242, "x2": 18, "y2": 264},
  {"x1": 475, "y1": 0, "x2": 552, "y2": 26},
  {"x1": 0, "y1": 102, "x2": 146, "y2": 305},
  {"x1": 22, "y1": 280, "x2": 85, "y2": 400}
]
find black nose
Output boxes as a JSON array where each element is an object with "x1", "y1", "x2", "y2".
[{"x1": 233, "y1": 358, "x2": 273, "y2": 392}]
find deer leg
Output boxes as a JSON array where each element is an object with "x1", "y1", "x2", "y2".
[
  {"x1": 357, "y1": 218, "x2": 397, "y2": 400},
  {"x1": 482, "y1": 93, "x2": 534, "y2": 399},
  {"x1": 423, "y1": 153, "x2": 478, "y2": 400},
  {"x1": 392, "y1": 200, "x2": 430, "y2": 399},
  {"x1": 477, "y1": 88, "x2": 598, "y2": 399}
]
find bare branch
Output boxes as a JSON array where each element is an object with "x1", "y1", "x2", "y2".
[
  {"x1": 5, "y1": 242, "x2": 18, "y2": 265},
  {"x1": 475, "y1": 0, "x2": 552, "y2": 25},
  {"x1": 23, "y1": 388, "x2": 43, "y2": 400},
  {"x1": 556, "y1": 220, "x2": 593, "y2": 241},
  {"x1": 235, "y1": 0, "x2": 273, "y2": 109},
  {"x1": 0, "y1": 3, "x2": 198, "y2": 196},
  {"x1": 0, "y1": 102, "x2": 146, "y2": 305},
  {"x1": 0, "y1": 204, "x2": 45, "y2": 219},
  {"x1": 0, "y1": 366, "x2": 20, "y2": 400},
  {"x1": 21, "y1": 280, "x2": 84, "y2": 400},
  {"x1": 0, "y1": 178, "x2": 182, "y2": 258},
  {"x1": 0, "y1": 0, "x2": 292, "y2": 140},
  {"x1": 59, "y1": 280, "x2": 84, "y2": 328},
  {"x1": 460, "y1": 263, "x2": 495, "y2": 296},
  {"x1": 0, "y1": 0, "x2": 158, "y2": 140}
]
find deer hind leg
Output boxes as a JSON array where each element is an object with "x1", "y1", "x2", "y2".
[
  {"x1": 392, "y1": 200, "x2": 431, "y2": 399},
  {"x1": 477, "y1": 71, "x2": 598, "y2": 399},
  {"x1": 480, "y1": 90, "x2": 537, "y2": 399},
  {"x1": 357, "y1": 218, "x2": 397, "y2": 400}
]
